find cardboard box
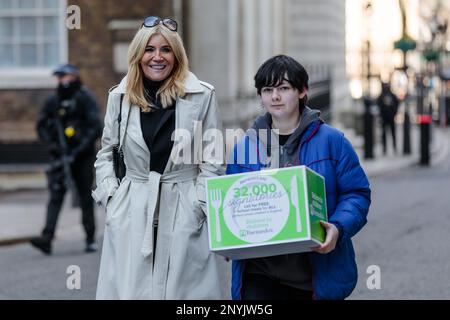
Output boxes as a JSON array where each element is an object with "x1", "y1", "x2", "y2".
[{"x1": 206, "y1": 166, "x2": 328, "y2": 260}]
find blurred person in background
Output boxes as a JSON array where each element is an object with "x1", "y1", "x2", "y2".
[
  {"x1": 92, "y1": 16, "x2": 226, "y2": 299},
  {"x1": 31, "y1": 64, "x2": 102, "y2": 255}
]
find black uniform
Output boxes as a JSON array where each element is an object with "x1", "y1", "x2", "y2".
[{"x1": 34, "y1": 79, "x2": 102, "y2": 253}]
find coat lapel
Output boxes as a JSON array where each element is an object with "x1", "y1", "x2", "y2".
[
  {"x1": 128, "y1": 105, "x2": 151, "y2": 154},
  {"x1": 163, "y1": 97, "x2": 202, "y2": 173},
  {"x1": 119, "y1": 96, "x2": 131, "y2": 147}
]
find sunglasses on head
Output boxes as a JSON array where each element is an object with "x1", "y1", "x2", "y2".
[{"x1": 142, "y1": 16, "x2": 178, "y2": 32}]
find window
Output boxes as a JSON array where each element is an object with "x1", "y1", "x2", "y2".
[
  {"x1": 108, "y1": 19, "x2": 141, "y2": 74},
  {"x1": 0, "y1": 0, "x2": 67, "y2": 88}
]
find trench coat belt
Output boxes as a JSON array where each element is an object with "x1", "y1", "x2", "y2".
[{"x1": 125, "y1": 166, "x2": 199, "y2": 258}]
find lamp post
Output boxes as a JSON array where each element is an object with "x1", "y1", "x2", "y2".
[
  {"x1": 394, "y1": 0, "x2": 416, "y2": 156},
  {"x1": 418, "y1": 2, "x2": 448, "y2": 165},
  {"x1": 363, "y1": 1, "x2": 374, "y2": 160},
  {"x1": 434, "y1": 11, "x2": 448, "y2": 127}
]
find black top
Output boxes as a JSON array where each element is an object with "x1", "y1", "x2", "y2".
[
  {"x1": 377, "y1": 88, "x2": 399, "y2": 122},
  {"x1": 140, "y1": 78, "x2": 176, "y2": 174},
  {"x1": 278, "y1": 133, "x2": 291, "y2": 146}
]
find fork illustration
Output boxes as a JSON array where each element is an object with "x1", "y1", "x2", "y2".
[{"x1": 210, "y1": 189, "x2": 223, "y2": 242}]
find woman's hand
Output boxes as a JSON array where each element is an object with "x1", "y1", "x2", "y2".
[{"x1": 311, "y1": 221, "x2": 339, "y2": 254}]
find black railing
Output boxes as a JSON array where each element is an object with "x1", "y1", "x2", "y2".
[{"x1": 308, "y1": 79, "x2": 331, "y2": 122}]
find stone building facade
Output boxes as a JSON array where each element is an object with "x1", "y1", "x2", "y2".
[{"x1": 188, "y1": 0, "x2": 348, "y2": 128}]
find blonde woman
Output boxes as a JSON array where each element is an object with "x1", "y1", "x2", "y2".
[{"x1": 93, "y1": 16, "x2": 228, "y2": 299}]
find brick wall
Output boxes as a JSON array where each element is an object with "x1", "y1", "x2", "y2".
[
  {"x1": 0, "y1": 89, "x2": 52, "y2": 142},
  {"x1": 0, "y1": 0, "x2": 173, "y2": 144}
]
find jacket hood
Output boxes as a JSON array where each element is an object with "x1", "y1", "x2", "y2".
[{"x1": 249, "y1": 107, "x2": 322, "y2": 156}]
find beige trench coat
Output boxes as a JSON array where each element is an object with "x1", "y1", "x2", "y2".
[{"x1": 92, "y1": 72, "x2": 229, "y2": 299}]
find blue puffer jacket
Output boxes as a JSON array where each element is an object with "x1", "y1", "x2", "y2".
[{"x1": 226, "y1": 115, "x2": 371, "y2": 300}]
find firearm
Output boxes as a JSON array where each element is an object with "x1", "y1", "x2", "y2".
[{"x1": 47, "y1": 117, "x2": 80, "y2": 208}]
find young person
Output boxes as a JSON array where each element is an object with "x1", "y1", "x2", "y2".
[{"x1": 227, "y1": 55, "x2": 371, "y2": 300}]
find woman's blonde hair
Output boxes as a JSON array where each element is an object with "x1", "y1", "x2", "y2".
[{"x1": 125, "y1": 24, "x2": 189, "y2": 112}]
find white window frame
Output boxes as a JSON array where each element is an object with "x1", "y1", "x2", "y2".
[
  {"x1": 108, "y1": 19, "x2": 140, "y2": 74},
  {"x1": 0, "y1": 0, "x2": 68, "y2": 89}
]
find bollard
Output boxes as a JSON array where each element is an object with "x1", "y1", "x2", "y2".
[
  {"x1": 363, "y1": 95, "x2": 374, "y2": 159},
  {"x1": 403, "y1": 98, "x2": 411, "y2": 155},
  {"x1": 418, "y1": 114, "x2": 431, "y2": 166},
  {"x1": 416, "y1": 77, "x2": 431, "y2": 166}
]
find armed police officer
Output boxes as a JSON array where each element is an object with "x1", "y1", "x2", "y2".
[{"x1": 30, "y1": 64, "x2": 102, "y2": 255}]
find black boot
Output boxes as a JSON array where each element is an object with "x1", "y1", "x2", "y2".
[
  {"x1": 85, "y1": 242, "x2": 98, "y2": 253},
  {"x1": 30, "y1": 236, "x2": 52, "y2": 255}
]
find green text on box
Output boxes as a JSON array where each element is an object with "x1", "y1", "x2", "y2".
[{"x1": 206, "y1": 166, "x2": 328, "y2": 260}]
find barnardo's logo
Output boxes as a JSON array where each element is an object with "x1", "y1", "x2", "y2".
[{"x1": 239, "y1": 228, "x2": 276, "y2": 238}]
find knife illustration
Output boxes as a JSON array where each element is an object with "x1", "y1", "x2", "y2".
[{"x1": 290, "y1": 175, "x2": 302, "y2": 233}]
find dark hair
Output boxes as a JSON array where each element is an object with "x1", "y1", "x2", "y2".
[{"x1": 254, "y1": 54, "x2": 309, "y2": 106}]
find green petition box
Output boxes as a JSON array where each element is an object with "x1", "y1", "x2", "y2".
[{"x1": 206, "y1": 166, "x2": 328, "y2": 260}]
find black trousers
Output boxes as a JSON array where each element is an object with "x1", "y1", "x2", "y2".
[
  {"x1": 242, "y1": 272, "x2": 313, "y2": 300},
  {"x1": 42, "y1": 154, "x2": 96, "y2": 244},
  {"x1": 381, "y1": 119, "x2": 396, "y2": 154}
]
